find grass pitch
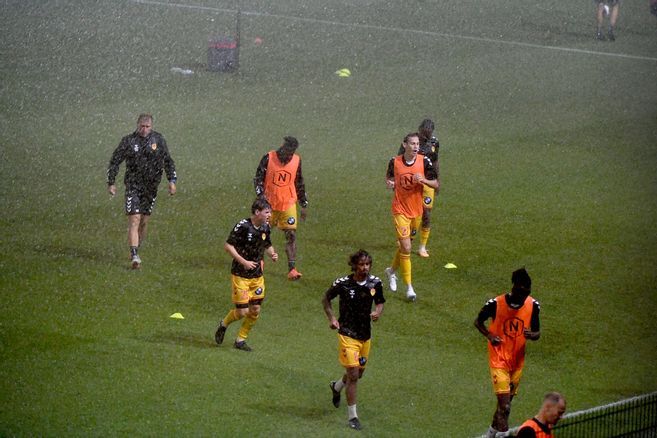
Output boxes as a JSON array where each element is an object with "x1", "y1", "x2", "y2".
[{"x1": 1, "y1": 0, "x2": 656, "y2": 436}]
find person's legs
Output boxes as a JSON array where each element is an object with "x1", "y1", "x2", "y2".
[
  {"x1": 284, "y1": 229, "x2": 302, "y2": 279},
  {"x1": 608, "y1": 2, "x2": 619, "y2": 40},
  {"x1": 138, "y1": 214, "x2": 150, "y2": 247},
  {"x1": 596, "y1": 2, "x2": 606, "y2": 39},
  {"x1": 237, "y1": 303, "x2": 260, "y2": 342},
  {"x1": 492, "y1": 393, "x2": 512, "y2": 432},
  {"x1": 128, "y1": 214, "x2": 142, "y2": 268}
]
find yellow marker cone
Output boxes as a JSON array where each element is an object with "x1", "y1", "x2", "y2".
[
  {"x1": 170, "y1": 312, "x2": 185, "y2": 319},
  {"x1": 444, "y1": 263, "x2": 457, "y2": 269},
  {"x1": 335, "y1": 68, "x2": 351, "y2": 77}
]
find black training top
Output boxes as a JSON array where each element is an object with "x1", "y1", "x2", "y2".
[
  {"x1": 226, "y1": 218, "x2": 272, "y2": 279},
  {"x1": 107, "y1": 130, "x2": 177, "y2": 188},
  {"x1": 325, "y1": 274, "x2": 385, "y2": 341}
]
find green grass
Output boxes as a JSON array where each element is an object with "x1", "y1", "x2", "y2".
[{"x1": 1, "y1": 0, "x2": 656, "y2": 436}]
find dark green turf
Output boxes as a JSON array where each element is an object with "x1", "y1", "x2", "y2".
[{"x1": 1, "y1": 0, "x2": 656, "y2": 435}]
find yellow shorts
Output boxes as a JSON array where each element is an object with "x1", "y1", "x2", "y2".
[
  {"x1": 393, "y1": 214, "x2": 422, "y2": 240},
  {"x1": 231, "y1": 275, "x2": 266, "y2": 305},
  {"x1": 338, "y1": 334, "x2": 371, "y2": 369},
  {"x1": 270, "y1": 204, "x2": 298, "y2": 230},
  {"x1": 422, "y1": 185, "x2": 435, "y2": 210},
  {"x1": 490, "y1": 368, "x2": 523, "y2": 395}
]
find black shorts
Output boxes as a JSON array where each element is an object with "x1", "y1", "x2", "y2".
[{"x1": 125, "y1": 185, "x2": 157, "y2": 215}]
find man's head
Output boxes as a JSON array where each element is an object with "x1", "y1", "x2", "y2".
[
  {"x1": 418, "y1": 119, "x2": 435, "y2": 142},
  {"x1": 348, "y1": 249, "x2": 373, "y2": 278},
  {"x1": 136, "y1": 113, "x2": 153, "y2": 138},
  {"x1": 401, "y1": 132, "x2": 420, "y2": 160},
  {"x1": 251, "y1": 197, "x2": 272, "y2": 226},
  {"x1": 540, "y1": 392, "x2": 566, "y2": 426},
  {"x1": 511, "y1": 267, "x2": 531, "y2": 299},
  {"x1": 276, "y1": 136, "x2": 299, "y2": 163}
]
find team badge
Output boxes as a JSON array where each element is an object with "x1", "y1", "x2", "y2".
[
  {"x1": 151, "y1": 143, "x2": 157, "y2": 150},
  {"x1": 133, "y1": 144, "x2": 139, "y2": 152},
  {"x1": 255, "y1": 287, "x2": 263, "y2": 296},
  {"x1": 370, "y1": 288, "x2": 376, "y2": 296},
  {"x1": 261, "y1": 233, "x2": 266, "y2": 240},
  {"x1": 287, "y1": 217, "x2": 296, "y2": 225}
]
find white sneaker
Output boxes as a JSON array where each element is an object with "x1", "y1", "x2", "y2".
[
  {"x1": 385, "y1": 267, "x2": 397, "y2": 292},
  {"x1": 131, "y1": 254, "x2": 142, "y2": 269},
  {"x1": 406, "y1": 285, "x2": 416, "y2": 302}
]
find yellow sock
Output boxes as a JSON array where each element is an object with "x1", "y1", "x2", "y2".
[
  {"x1": 222, "y1": 309, "x2": 242, "y2": 327},
  {"x1": 420, "y1": 228, "x2": 430, "y2": 247},
  {"x1": 237, "y1": 314, "x2": 259, "y2": 340},
  {"x1": 399, "y1": 252, "x2": 412, "y2": 285}
]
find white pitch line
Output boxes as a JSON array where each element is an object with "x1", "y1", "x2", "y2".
[{"x1": 129, "y1": 0, "x2": 657, "y2": 63}]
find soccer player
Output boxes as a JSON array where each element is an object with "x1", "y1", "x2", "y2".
[
  {"x1": 595, "y1": 0, "x2": 620, "y2": 41},
  {"x1": 385, "y1": 132, "x2": 439, "y2": 301},
  {"x1": 107, "y1": 113, "x2": 177, "y2": 269},
  {"x1": 397, "y1": 119, "x2": 441, "y2": 257},
  {"x1": 322, "y1": 250, "x2": 385, "y2": 431},
  {"x1": 516, "y1": 392, "x2": 567, "y2": 438},
  {"x1": 474, "y1": 268, "x2": 541, "y2": 438},
  {"x1": 253, "y1": 136, "x2": 308, "y2": 281},
  {"x1": 214, "y1": 198, "x2": 278, "y2": 352}
]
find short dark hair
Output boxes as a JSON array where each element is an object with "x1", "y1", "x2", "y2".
[
  {"x1": 512, "y1": 268, "x2": 531, "y2": 289},
  {"x1": 403, "y1": 132, "x2": 420, "y2": 144},
  {"x1": 544, "y1": 392, "x2": 564, "y2": 404},
  {"x1": 251, "y1": 197, "x2": 271, "y2": 214},
  {"x1": 418, "y1": 118, "x2": 435, "y2": 133},
  {"x1": 348, "y1": 249, "x2": 372, "y2": 271},
  {"x1": 137, "y1": 113, "x2": 153, "y2": 124},
  {"x1": 282, "y1": 136, "x2": 299, "y2": 150}
]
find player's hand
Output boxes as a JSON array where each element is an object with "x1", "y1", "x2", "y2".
[
  {"x1": 413, "y1": 173, "x2": 424, "y2": 184},
  {"x1": 386, "y1": 179, "x2": 395, "y2": 189},
  {"x1": 370, "y1": 311, "x2": 381, "y2": 322},
  {"x1": 523, "y1": 329, "x2": 540, "y2": 340},
  {"x1": 488, "y1": 334, "x2": 503, "y2": 346},
  {"x1": 329, "y1": 318, "x2": 339, "y2": 330},
  {"x1": 108, "y1": 184, "x2": 117, "y2": 197},
  {"x1": 168, "y1": 182, "x2": 176, "y2": 196},
  {"x1": 242, "y1": 260, "x2": 258, "y2": 270},
  {"x1": 269, "y1": 252, "x2": 278, "y2": 262}
]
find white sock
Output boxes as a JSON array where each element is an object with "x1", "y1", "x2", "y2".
[
  {"x1": 486, "y1": 426, "x2": 498, "y2": 438},
  {"x1": 334, "y1": 379, "x2": 345, "y2": 392},
  {"x1": 348, "y1": 404, "x2": 358, "y2": 419}
]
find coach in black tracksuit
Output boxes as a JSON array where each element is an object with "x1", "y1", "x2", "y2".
[{"x1": 107, "y1": 113, "x2": 177, "y2": 269}]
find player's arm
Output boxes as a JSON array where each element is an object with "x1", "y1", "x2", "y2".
[
  {"x1": 322, "y1": 288, "x2": 339, "y2": 330},
  {"x1": 224, "y1": 241, "x2": 257, "y2": 271},
  {"x1": 295, "y1": 159, "x2": 308, "y2": 219},
  {"x1": 474, "y1": 299, "x2": 502, "y2": 345},
  {"x1": 371, "y1": 281, "x2": 385, "y2": 321},
  {"x1": 516, "y1": 426, "x2": 537, "y2": 438},
  {"x1": 265, "y1": 244, "x2": 278, "y2": 262},
  {"x1": 253, "y1": 154, "x2": 269, "y2": 197},
  {"x1": 385, "y1": 158, "x2": 395, "y2": 189},
  {"x1": 524, "y1": 300, "x2": 541, "y2": 341},
  {"x1": 158, "y1": 136, "x2": 177, "y2": 195},
  {"x1": 416, "y1": 156, "x2": 439, "y2": 190},
  {"x1": 107, "y1": 138, "x2": 128, "y2": 195},
  {"x1": 371, "y1": 302, "x2": 384, "y2": 322}
]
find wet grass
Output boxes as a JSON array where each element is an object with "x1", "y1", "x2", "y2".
[{"x1": 1, "y1": 0, "x2": 656, "y2": 436}]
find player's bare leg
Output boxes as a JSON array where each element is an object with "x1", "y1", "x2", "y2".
[
  {"x1": 285, "y1": 229, "x2": 302, "y2": 280},
  {"x1": 128, "y1": 214, "x2": 142, "y2": 268}
]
